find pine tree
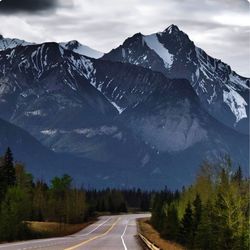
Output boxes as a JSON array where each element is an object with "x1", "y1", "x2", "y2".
[
  {"x1": 232, "y1": 166, "x2": 243, "y2": 186},
  {"x1": 193, "y1": 194, "x2": 202, "y2": 236},
  {"x1": 194, "y1": 200, "x2": 217, "y2": 250},
  {"x1": 0, "y1": 148, "x2": 16, "y2": 202},
  {"x1": 151, "y1": 193, "x2": 165, "y2": 231},
  {"x1": 179, "y1": 202, "x2": 194, "y2": 248},
  {"x1": 162, "y1": 203, "x2": 180, "y2": 241},
  {"x1": 3, "y1": 147, "x2": 16, "y2": 186}
]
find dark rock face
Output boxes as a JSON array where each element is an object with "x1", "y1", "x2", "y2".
[
  {"x1": 0, "y1": 37, "x2": 248, "y2": 189},
  {"x1": 103, "y1": 25, "x2": 249, "y2": 135}
]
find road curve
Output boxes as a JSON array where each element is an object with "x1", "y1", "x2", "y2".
[{"x1": 0, "y1": 213, "x2": 150, "y2": 250}]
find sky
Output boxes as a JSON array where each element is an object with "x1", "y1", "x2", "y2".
[{"x1": 0, "y1": 0, "x2": 249, "y2": 76}]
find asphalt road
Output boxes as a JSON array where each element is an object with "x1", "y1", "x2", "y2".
[{"x1": 0, "y1": 214, "x2": 150, "y2": 250}]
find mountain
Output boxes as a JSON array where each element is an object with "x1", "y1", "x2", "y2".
[
  {"x1": 102, "y1": 24, "x2": 250, "y2": 135},
  {"x1": 60, "y1": 40, "x2": 104, "y2": 59},
  {"x1": 0, "y1": 41, "x2": 248, "y2": 188},
  {"x1": 0, "y1": 42, "x2": 155, "y2": 166},
  {"x1": 0, "y1": 117, "x2": 67, "y2": 178},
  {"x1": 0, "y1": 35, "x2": 104, "y2": 59},
  {"x1": 0, "y1": 35, "x2": 33, "y2": 51},
  {"x1": 0, "y1": 117, "x2": 120, "y2": 186}
]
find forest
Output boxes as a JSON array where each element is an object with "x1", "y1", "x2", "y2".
[
  {"x1": 0, "y1": 147, "x2": 249, "y2": 249},
  {"x1": 151, "y1": 156, "x2": 249, "y2": 250},
  {"x1": 0, "y1": 147, "x2": 152, "y2": 242}
]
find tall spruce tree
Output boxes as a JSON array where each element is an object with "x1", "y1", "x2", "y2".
[
  {"x1": 232, "y1": 166, "x2": 243, "y2": 186},
  {"x1": 195, "y1": 200, "x2": 217, "y2": 250},
  {"x1": 179, "y1": 202, "x2": 194, "y2": 248},
  {"x1": 162, "y1": 203, "x2": 180, "y2": 241},
  {"x1": 0, "y1": 147, "x2": 16, "y2": 202},
  {"x1": 193, "y1": 194, "x2": 202, "y2": 236},
  {"x1": 151, "y1": 193, "x2": 166, "y2": 232},
  {"x1": 3, "y1": 147, "x2": 16, "y2": 186}
]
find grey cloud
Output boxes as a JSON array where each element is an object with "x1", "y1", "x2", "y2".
[
  {"x1": 0, "y1": 0, "x2": 58, "y2": 13},
  {"x1": 0, "y1": 0, "x2": 249, "y2": 76}
]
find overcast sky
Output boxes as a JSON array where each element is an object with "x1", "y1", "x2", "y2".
[{"x1": 0, "y1": 0, "x2": 249, "y2": 76}]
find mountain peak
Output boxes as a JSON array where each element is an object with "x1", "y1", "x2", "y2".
[
  {"x1": 64, "y1": 40, "x2": 80, "y2": 50},
  {"x1": 60, "y1": 40, "x2": 104, "y2": 59},
  {"x1": 164, "y1": 24, "x2": 180, "y2": 34}
]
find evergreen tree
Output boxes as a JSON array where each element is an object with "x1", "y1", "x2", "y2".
[
  {"x1": 32, "y1": 180, "x2": 48, "y2": 221},
  {"x1": 162, "y1": 203, "x2": 179, "y2": 241},
  {"x1": 0, "y1": 148, "x2": 16, "y2": 202},
  {"x1": 0, "y1": 186, "x2": 30, "y2": 241},
  {"x1": 151, "y1": 193, "x2": 165, "y2": 231},
  {"x1": 179, "y1": 202, "x2": 194, "y2": 248},
  {"x1": 193, "y1": 194, "x2": 202, "y2": 236},
  {"x1": 3, "y1": 147, "x2": 16, "y2": 186},
  {"x1": 195, "y1": 200, "x2": 217, "y2": 250},
  {"x1": 232, "y1": 166, "x2": 243, "y2": 186},
  {"x1": 214, "y1": 193, "x2": 234, "y2": 250}
]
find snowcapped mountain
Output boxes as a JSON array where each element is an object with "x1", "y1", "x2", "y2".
[
  {"x1": 102, "y1": 24, "x2": 249, "y2": 134},
  {"x1": 0, "y1": 41, "x2": 248, "y2": 188},
  {"x1": 60, "y1": 40, "x2": 104, "y2": 59},
  {"x1": 0, "y1": 35, "x2": 33, "y2": 51},
  {"x1": 0, "y1": 35, "x2": 104, "y2": 59}
]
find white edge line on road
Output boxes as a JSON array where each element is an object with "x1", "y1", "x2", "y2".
[
  {"x1": 0, "y1": 217, "x2": 112, "y2": 249},
  {"x1": 121, "y1": 220, "x2": 129, "y2": 250},
  {"x1": 0, "y1": 237, "x2": 65, "y2": 249},
  {"x1": 77, "y1": 217, "x2": 113, "y2": 236}
]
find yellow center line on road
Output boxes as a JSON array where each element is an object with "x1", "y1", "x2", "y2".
[{"x1": 64, "y1": 217, "x2": 121, "y2": 250}]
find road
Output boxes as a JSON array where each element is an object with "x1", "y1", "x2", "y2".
[{"x1": 0, "y1": 214, "x2": 150, "y2": 250}]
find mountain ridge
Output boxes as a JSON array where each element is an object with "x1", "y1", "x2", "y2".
[
  {"x1": 0, "y1": 34, "x2": 104, "y2": 59},
  {"x1": 0, "y1": 27, "x2": 248, "y2": 188},
  {"x1": 102, "y1": 24, "x2": 249, "y2": 134}
]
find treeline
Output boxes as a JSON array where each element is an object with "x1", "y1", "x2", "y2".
[
  {"x1": 151, "y1": 157, "x2": 249, "y2": 250},
  {"x1": 0, "y1": 147, "x2": 153, "y2": 242},
  {"x1": 86, "y1": 188, "x2": 151, "y2": 213}
]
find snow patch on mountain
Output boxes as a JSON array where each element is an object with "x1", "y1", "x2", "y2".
[
  {"x1": 68, "y1": 55, "x2": 95, "y2": 81},
  {"x1": 41, "y1": 126, "x2": 119, "y2": 138},
  {"x1": 25, "y1": 110, "x2": 46, "y2": 117},
  {"x1": 110, "y1": 101, "x2": 125, "y2": 114},
  {"x1": 143, "y1": 34, "x2": 173, "y2": 68},
  {"x1": 41, "y1": 129, "x2": 57, "y2": 135},
  {"x1": 223, "y1": 86, "x2": 247, "y2": 123},
  {"x1": 60, "y1": 40, "x2": 104, "y2": 59},
  {"x1": 229, "y1": 72, "x2": 249, "y2": 90},
  {"x1": 74, "y1": 126, "x2": 118, "y2": 137},
  {"x1": 89, "y1": 77, "x2": 125, "y2": 114}
]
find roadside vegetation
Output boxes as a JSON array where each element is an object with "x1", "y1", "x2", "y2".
[
  {"x1": 1, "y1": 147, "x2": 248, "y2": 249},
  {"x1": 0, "y1": 147, "x2": 152, "y2": 242},
  {"x1": 26, "y1": 221, "x2": 93, "y2": 238},
  {"x1": 151, "y1": 157, "x2": 249, "y2": 250},
  {"x1": 138, "y1": 218, "x2": 185, "y2": 250}
]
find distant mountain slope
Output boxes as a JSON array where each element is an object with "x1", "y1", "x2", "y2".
[
  {"x1": 102, "y1": 24, "x2": 249, "y2": 134},
  {"x1": 0, "y1": 117, "x2": 63, "y2": 178},
  {"x1": 0, "y1": 117, "x2": 121, "y2": 187}
]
